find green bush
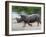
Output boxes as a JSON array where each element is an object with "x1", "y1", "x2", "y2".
[{"x1": 12, "y1": 6, "x2": 41, "y2": 15}]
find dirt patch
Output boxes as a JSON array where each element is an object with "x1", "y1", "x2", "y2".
[{"x1": 12, "y1": 20, "x2": 41, "y2": 31}]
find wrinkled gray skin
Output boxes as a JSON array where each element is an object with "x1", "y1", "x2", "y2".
[{"x1": 16, "y1": 14, "x2": 41, "y2": 27}]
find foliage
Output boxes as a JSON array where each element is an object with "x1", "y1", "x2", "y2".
[{"x1": 12, "y1": 6, "x2": 41, "y2": 15}]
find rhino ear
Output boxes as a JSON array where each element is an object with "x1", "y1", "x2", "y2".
[{"x1": 20, "y1": 15, "x2": 23, "y2": 17}]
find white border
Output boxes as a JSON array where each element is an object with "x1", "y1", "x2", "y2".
[{"x1": 9, "y1": 3, "x2": 44, "y2": 34}]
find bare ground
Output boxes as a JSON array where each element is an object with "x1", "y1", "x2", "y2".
[{"x1": 12, "y1": 19, "x2": 41, "y2": 31}]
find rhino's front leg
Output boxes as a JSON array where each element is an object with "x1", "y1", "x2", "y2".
[
  {"x1": 23, "y1": 22, "x2": 26, "y2": 27},
  {"x1": 28, "y1": 23, "x2": 32, "y2": 26}
]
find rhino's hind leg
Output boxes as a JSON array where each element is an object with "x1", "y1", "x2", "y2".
[{"x1": 37, "y1": 22, "x2": 39, "y2": 26}]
